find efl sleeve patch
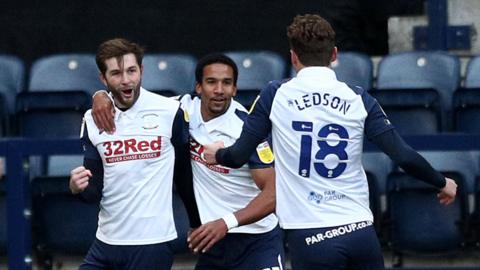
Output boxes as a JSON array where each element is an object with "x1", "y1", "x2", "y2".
[{"x1": 256, "y1": 141, "x2": 274, "y2": 164}]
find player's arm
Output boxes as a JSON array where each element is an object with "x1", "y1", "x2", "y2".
[
  {"x1": 204, "y1": 84, "x2": 278, "y2": 166},
  {"x1": 363, "y1": 90, "x2": 457, "y2": 205},
  {"x1": 188, "y1": 142, "x2": 275, "y2": 254},
  {"x1": 171, "y1": 107, "x2": 202, "y2": 228},
  {"x1": 371, "y1": 129, "x2": 456, "y2": 205},
  {"x1": 91, "y1": 90, "x2": 116, "y2": 134},
  {"x1": 69, "y1": 123, "x2": 104, "y2": 203}
]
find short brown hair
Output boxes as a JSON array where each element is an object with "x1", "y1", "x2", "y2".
[
  {"x1": 287, "y1": 14, "x2": 336, "y2": 66},
  {"x1": 96, "y1": 38, "x2": 145, "y2": 75}
]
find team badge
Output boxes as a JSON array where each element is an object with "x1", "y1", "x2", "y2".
[
  {"x1": 141, "y1": 113, "x2": 159, "y2": 129},
  {"x1": 256, "y1": 141, "x2": 274, "y2": 164}
]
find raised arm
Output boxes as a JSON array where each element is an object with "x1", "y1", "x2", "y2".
[{"x1": 92, "y1": 90, "x2": 116, "y2": 134}]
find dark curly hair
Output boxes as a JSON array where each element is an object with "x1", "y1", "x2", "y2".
[{"x1": 287, "y1": 14, "x2": 336, "y2": 66}]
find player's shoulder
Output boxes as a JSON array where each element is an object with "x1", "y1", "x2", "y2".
[
  {"x1": 228, "y1": 99, "x2": 249, "y2": 122},
  {"x1": 142, "y1": 89, "x2": 181, "y2": 111}
]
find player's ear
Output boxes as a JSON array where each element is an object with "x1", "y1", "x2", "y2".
[
  {"x1": 330, "y1": 47, "x2": 338, "y2": 63},
  {"x1": 195, "y1": 83, "x2": 202, "y2": 96},
  {"x1": 99, "y1": 73, "x2": 107, "y2": 86}
]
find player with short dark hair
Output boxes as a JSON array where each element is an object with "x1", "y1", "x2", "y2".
[{"x1": 202, "y1": 14, "x2": 457, "y2": 270}]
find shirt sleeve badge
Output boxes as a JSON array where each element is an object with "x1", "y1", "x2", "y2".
[{"x1": 256, "y1": 141, "x2": 274, "y2": 164}]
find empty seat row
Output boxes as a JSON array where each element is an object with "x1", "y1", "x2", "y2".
[{"x1": 4, "y1": 52, "x2": 480, "y2": 136}]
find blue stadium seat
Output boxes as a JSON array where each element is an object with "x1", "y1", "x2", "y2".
[
  {"x1": 142, "y1": 54, "x2": 196, "y2": 97},
  {"x1": 15, "y1": 91, "x2": 90, "y2": 177},
  {"x1": 16, "y1": 91, "x2": 90, "y2": 138},
  {"x1": 370, "y1": 88, "x2": 441, "y2": 134},
  {"x1": 386, "y1": 171, "x2": 468, "y2": 255},
  {"x1": 453, "y1": 57, "x2": 480, "y2": 133},
  {"x1": 465, "y1": 56, "x2": 480, "y2": 88},
  {"x1": 0, "y1": 55, "x2": 25, "y2": 114},
  {"x1": 291, "y1": 52, "x2": 373, "y2": 91},
  {"x1": 32, "y1": 177, "x2": 98, "y2": 262},
  {"x1": 330, "y1": 52, "x2": 373, "y2": 90},
  {"x1": 29, "y1": 54, "x2": 104, "y2": 95},
  {"x1": 376, "y1": 52, "x2": 460, "y2": 133},
  {"x1": 225, "y1": 51, "x2": 286, "y2": 109},
  {"x1": 453, "y1": 88, "x2": 480, "y2": 133},
  {"x1": 420, "y1": 151, "x2": 478, "y2": 193},
  {"x1": 0, "y1": 55, "x2": 25, "y2": 135}
]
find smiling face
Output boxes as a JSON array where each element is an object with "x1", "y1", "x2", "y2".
[
  {"x1": 100, "y1": 53, "x2": 143, "y2": 109},
  {"x1": 196, "y1": 63, "x2": 237, "y2": 122}
]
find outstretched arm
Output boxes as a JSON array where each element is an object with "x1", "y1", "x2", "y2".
[{"x1": 372, "y1": 129, "x2": 457, "y2": 205}]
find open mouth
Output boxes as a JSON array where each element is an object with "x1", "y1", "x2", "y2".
[{"x1": 121, "y1": 88, "x2": 133, "y2": 98}]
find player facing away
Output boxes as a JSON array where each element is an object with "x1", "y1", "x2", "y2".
[
  {"x1": 90, "y1": 53, "x2": 285, "y2": 270},
  {"x1": 202, "y1": 14, "x2": 458, "y2": 270},
  {"x1": 69, "y1": 38, "x2": 200, "y2": 270}
]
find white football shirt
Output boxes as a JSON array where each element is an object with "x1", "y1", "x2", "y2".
[
  {"x1": 83, "y1": 88, "x2": 181, "y2": 245},
  {"x1": 244, "y1": 67, "x2": 393, "y2": 229},
  {"x1": 180, "y1": 95, "x2": 278, "y2": 234}
]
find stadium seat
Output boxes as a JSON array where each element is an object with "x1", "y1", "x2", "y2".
[
  {"x1": 330, "y1": 52, "x2": 373, "y2": 90},
  {"x1": 0, "y1": 55, "x2": 25, "y2": 135},
  {"x1": 452, "y1": 88, "x2": 480, "y2": 133},
  {"x1": 386, "y1": 171, "x2": 468, "y2": 255},
  {"x1": 370, "y1": 88, "x2": 441, "y2": 134},
  {"x1": 15, "y1": 91, "x2": 89, "y2": 176},
  {"x1": 225, "y1": 51, "x2": 286, "y2": 109},
  {"x1": 32, "y1": 177, "x2": 99, "y2": 265},
  {"x1": 142, "y1": 54, "x2": 196, "y2": 97},
  {"x1": 291, "y1": 52, "x2": 373, "y2": 91},
  {"x1": 376, "y1": 51, "x2": 460, "y2": 133},
  {"x1": 29, "y1": 54, "x2": 104, "y2": 95},
  {"x1": 419, "y1": 151, "x2": 478, "y2": 194},
  {"x1": 453, "y1": 56, "x2": 480, "y2": 133},
  {"x1": 16, "y1": 91, "x2": 90, "y2": 138},
  {"x1": 465, "y1": 56, "x2": 480, "y2": 89}
]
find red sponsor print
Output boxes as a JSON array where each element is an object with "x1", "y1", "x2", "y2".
[
  {"x1": 189, "y1": 138, "x2": 229, "y2": 174},
  {"x1": 103, "y1": 137, "x2": 162, "y2": 163}
]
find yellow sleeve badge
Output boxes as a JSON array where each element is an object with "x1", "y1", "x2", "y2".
[{"x1": 256, "y1": 141, "x2": 274, "y2": 164}]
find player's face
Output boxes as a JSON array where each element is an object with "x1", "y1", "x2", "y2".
[
  {"x1": 100, "y1": 53, "x2": 143, "y2": 109},
  {"x1": 196, "y1": 63, "x2": 237, "y2": 121}
]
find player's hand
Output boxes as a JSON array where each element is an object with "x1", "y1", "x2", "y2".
[
  {"x1": 69, "y1": 166, "x2": 92, "y2": 194},
  {"x1": 202, "y1": 141, "x2": 225, "y2": 164},
  {"x1": 437, "y1": 177, "x2": 457, "y2": 205},
  {"x1": 187, "y1": 219, "x2": 228, "y2": 254},
  {"x1": 92, "y1": 90, "x2": 116, "y2": 134}
]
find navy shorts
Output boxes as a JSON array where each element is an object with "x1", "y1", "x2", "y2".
[
  {"x1": 195, "y1": 225, "x2": 285, "y2": 270},
  {"x1": 285, "y1": 221, "x2": 384, "y2": 270},
  {"x1": 79, "y1": 238, "x2": 174, "y2": 270}
]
